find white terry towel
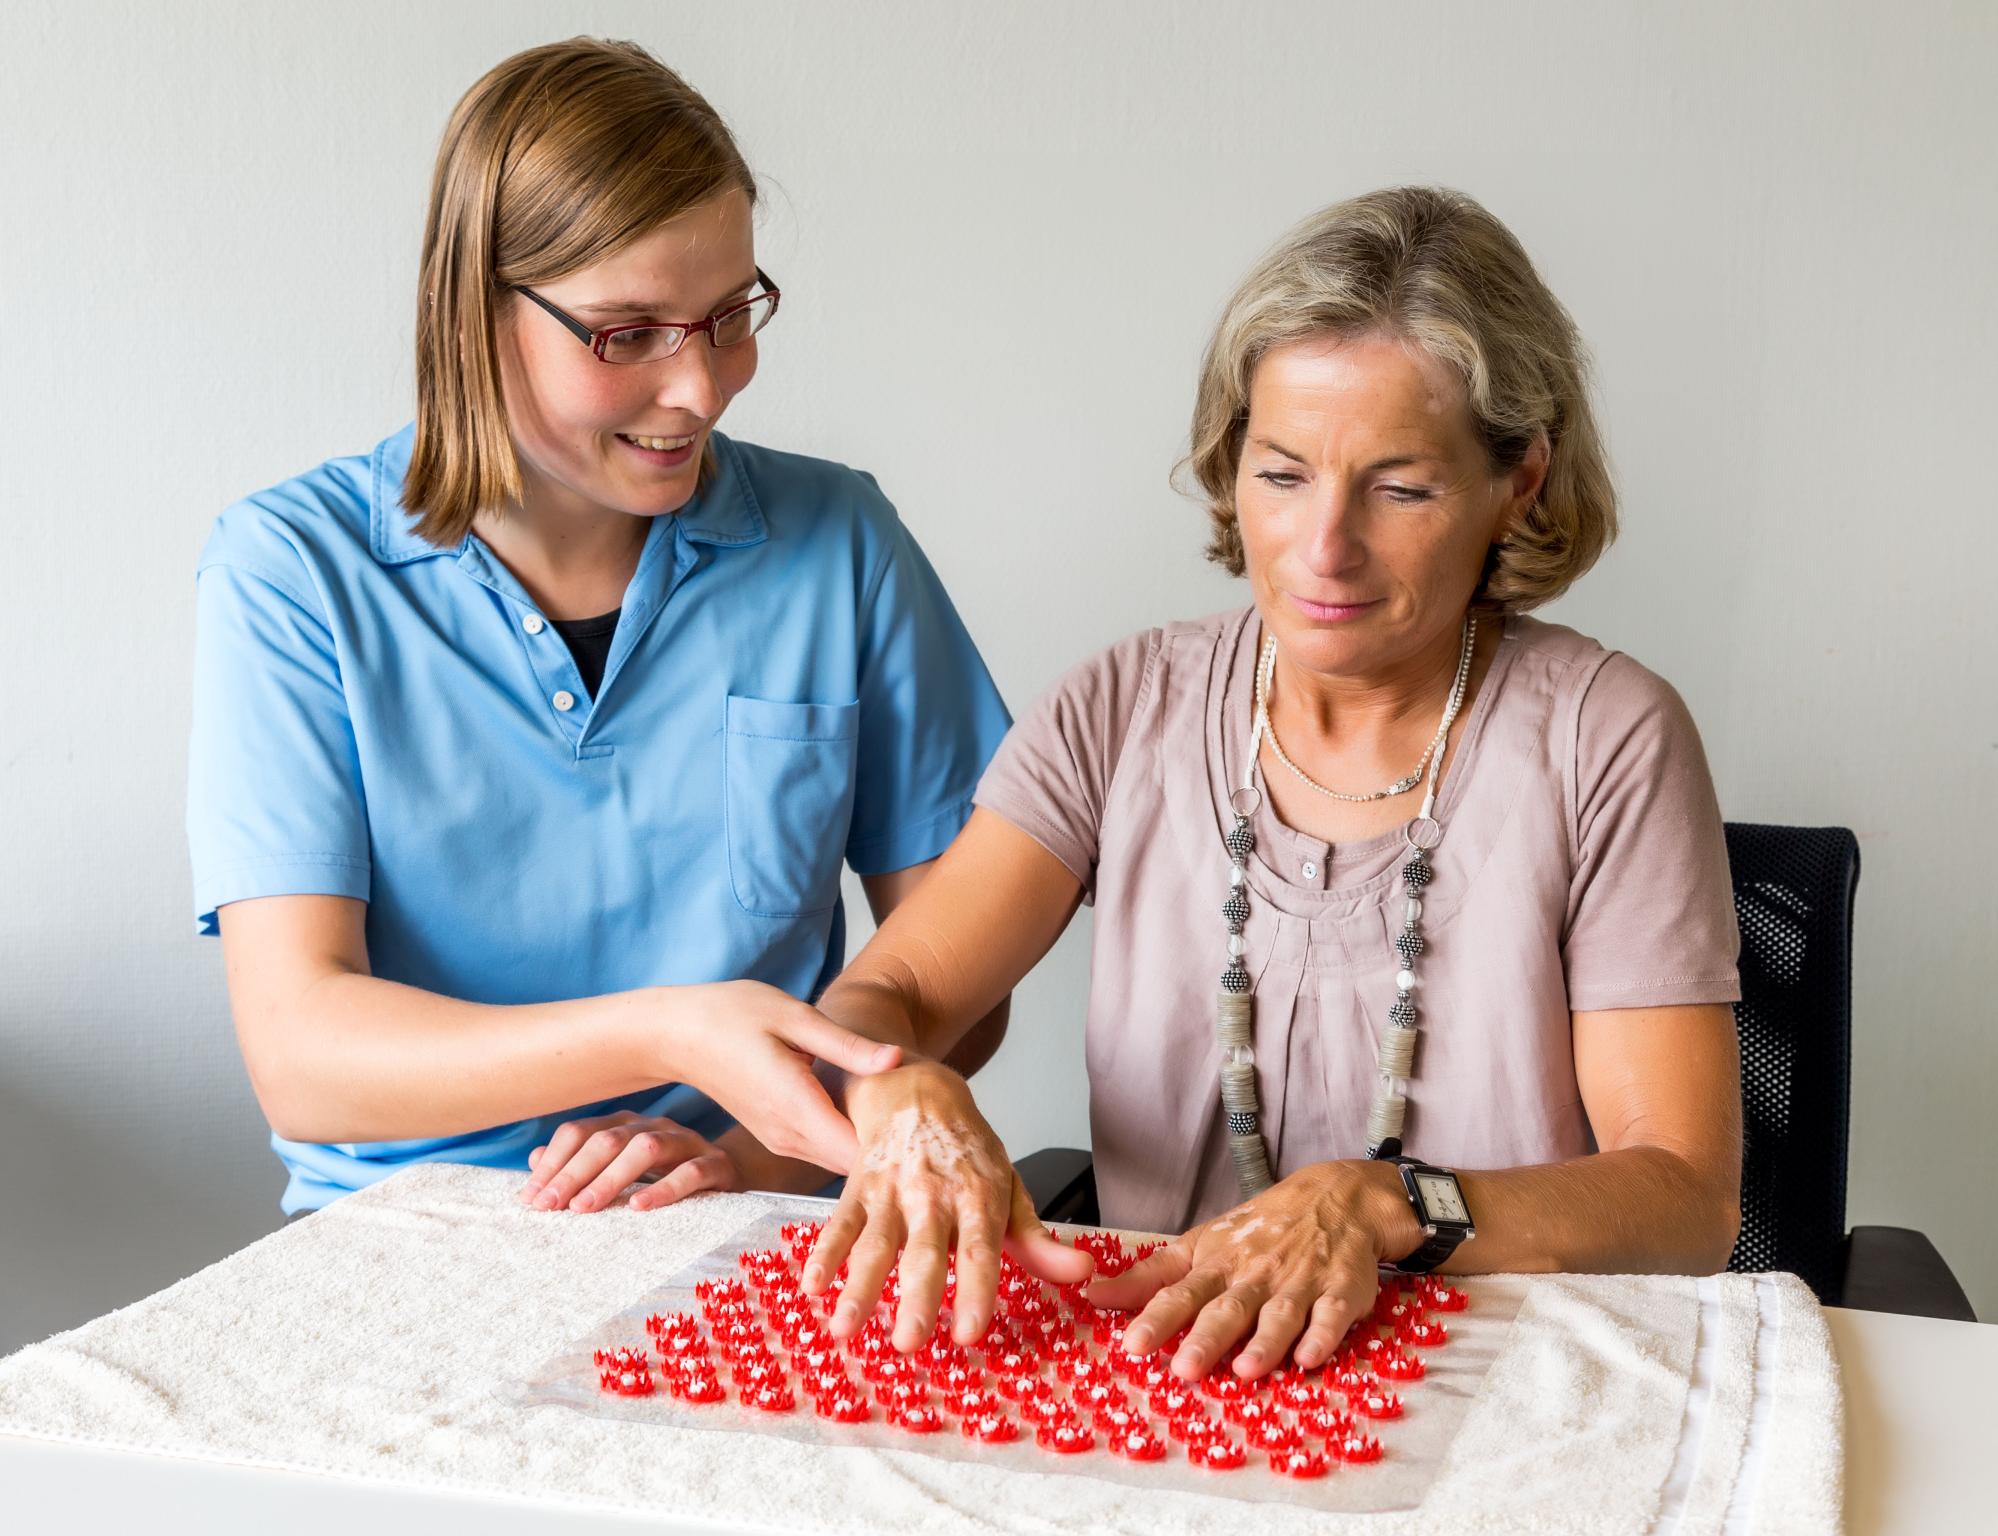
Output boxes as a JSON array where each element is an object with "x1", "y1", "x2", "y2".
[{"x1": 0, "y1": 1163, "x2": 1841, "y2": 1534}]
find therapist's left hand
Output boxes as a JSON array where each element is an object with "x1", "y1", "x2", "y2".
[
  {"x1": 1083, "y1": 1159, "x2": 1423, "y2": 1380},
  {"x1": 520, "y1": 1112, "x2": 740, "y2": 1213}
]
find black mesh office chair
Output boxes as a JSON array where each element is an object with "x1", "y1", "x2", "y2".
[{"x1": 1018, "y1": 822, "x2": 1975, "y2": 1321}]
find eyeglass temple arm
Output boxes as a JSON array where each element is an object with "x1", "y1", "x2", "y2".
[{"x1": 512, "y1": 285, "x2": 596, "y2": 346}]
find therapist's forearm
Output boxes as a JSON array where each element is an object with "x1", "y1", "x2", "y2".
[{"x1": 240, "y1": 970, "x2": 676, "y2": 1145}]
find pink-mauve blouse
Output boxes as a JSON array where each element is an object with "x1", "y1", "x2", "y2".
[{"x1": 973, "y1": 608, "x2": 1741, "y2": 1234}]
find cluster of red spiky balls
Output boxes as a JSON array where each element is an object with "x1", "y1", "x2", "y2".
[{"x1": 594, "y1": 1220, "x2": 1467, "y2": 1481}]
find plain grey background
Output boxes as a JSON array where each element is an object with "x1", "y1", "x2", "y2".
[{"x1": 2, "y1": 0, "x2": 1993, "y2": 1356}]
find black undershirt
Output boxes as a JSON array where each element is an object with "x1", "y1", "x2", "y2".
[{"x1": 550, "y1": 608, "x2": 621, "y2": 701}]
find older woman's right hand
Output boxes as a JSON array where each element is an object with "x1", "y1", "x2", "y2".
[{"x1": 802, "y1": 1061, "x2": 1093, "y2": 1352}]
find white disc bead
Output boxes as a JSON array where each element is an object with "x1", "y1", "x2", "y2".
[{"x1": 1396, "y1": 968, "x2": 1416, "y2": 992}]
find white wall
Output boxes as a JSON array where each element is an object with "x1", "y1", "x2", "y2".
[{"x1": 2, "y1": 0, "x2": 1992, "y2": 1354}]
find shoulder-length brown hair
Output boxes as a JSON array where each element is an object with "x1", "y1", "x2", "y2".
[
  {"x1": 1183, "y1": 187, "x2": 1617, "y2": 612},
  {"x1": 403, "y1": 38, "x2": 756, "y2": 547}
]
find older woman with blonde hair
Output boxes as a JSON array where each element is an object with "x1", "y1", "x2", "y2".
[{"x1": 801, "y1": 186, "x2": 1747, "y2": 1381}]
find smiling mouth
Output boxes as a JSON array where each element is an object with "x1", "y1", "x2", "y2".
[{"x1": 617, "y1": 432, "x2": 697, "y2": 451}]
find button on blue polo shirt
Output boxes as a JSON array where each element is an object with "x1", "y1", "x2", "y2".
[{"x1": 188, "y1": 425, "x2": 1011, "y2": 1213}]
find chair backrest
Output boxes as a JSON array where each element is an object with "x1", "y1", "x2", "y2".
[{"x1": 1722, "y1": 822, "x2": 1859, "y2": 1302}]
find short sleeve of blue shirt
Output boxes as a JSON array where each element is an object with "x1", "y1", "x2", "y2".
[
  {"x1": 845, "y1": 480, "x2": 1008, "y2": 876},
  {"x1": 186, "y1": 426, "x2": 1011, "y2": 1213},
  {"x1": 189, "y1": 521, "x2": 371, "y2": 932}
]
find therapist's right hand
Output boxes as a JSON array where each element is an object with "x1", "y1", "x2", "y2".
[{"x1": 658, "y1": 980, "x2": 902, "y2": 1172}]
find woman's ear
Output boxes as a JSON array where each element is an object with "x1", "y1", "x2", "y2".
[
  {"x1": 1509, "y1": 430, "x2": 1551, "y2": 515},
  {"x1": 1492, "y1": 429, "x2": 1551, "y2": 545}
]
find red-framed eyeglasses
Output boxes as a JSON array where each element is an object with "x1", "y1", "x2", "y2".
[{"x1": 513, "y1": 268, "x2": 781, "y2": 363}]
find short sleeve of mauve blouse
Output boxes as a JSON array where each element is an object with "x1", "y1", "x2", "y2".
[
  {"x1": 1562, "y1": 652, "x2": 1742, "y2": 1010},
  {"x1": 972, "y1": 629, "x2": 1162, "y2": 903}
]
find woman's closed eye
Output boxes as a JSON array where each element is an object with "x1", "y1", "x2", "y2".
[{"x1": 1252, "y1": 471, "x2": 1438, "y2": 504}]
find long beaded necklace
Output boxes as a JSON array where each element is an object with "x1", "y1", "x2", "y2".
[{"x1": 1214, "y1": 615, "x2": 1478, "y2": 1199}]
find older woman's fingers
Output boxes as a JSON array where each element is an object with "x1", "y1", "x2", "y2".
[
  {"x1": 1087, "y1": 1242, "x2": 1193, "y2": 1330},
  {"x1": 1231, "y1": 1287, "x2": 1312, "y2": 1378},
  {"x1": 1172, "y1": 1281, "x2": 1267, "y2": 1379},
  {"x1": 1294, "y1": 1257, "x2": 1379, "y2": 1366},
  {"x1": 891, "y1": 1196, "x2": 954, "y2": 1352},
  {"x1": 1293, "y1": 1290, "x2": 1357, "y2": 1369},
  {"x1": 1001, "y1": 1173, "x2": 1096, "y2": 1288},
  {"x1": 830, "y1": 1202, "x2": 906, "y2": 1340},
  {"x1": 801, "y1": 1192, "x2": 870, "y2": 1294},
  {"x1": 519, "y1": 1112, "x2": 633, "y2": 1203},
  {"x1": 568, "y1": 1126, "x2": 688, "y2": 1213},
  {"x1": 628, "y1": 1150, "x2": 735, "y2": 1211},
  {"x1": 949, "y1": 1183, "x2": 1009, "y2": 1345},
  {"x1": 1125, "y1": 1263, "x2": 1227, "y2": 1364}
]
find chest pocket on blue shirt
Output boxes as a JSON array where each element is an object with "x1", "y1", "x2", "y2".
[{"x1": 723, "y1": 695, "x2": 861, "y2": 917}]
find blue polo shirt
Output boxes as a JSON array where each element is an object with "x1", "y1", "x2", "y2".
[{"x1": 188, "y1": 424, "x2": 1010, "y2": 1213}]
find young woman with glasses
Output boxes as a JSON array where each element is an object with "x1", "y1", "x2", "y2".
[{"x1": 188, "y1": 38, "x2": 1012, "y2": 1221}]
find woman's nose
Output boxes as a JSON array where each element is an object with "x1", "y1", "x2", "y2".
[
  {"x1": 1299, "y1": 488, "x2": 1367, "y2": 575},
  {"x1": 652, "y1": 340, "x2": 726, "y2": 420}
]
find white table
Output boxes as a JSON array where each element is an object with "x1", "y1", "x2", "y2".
[{"x1": 1, "y1": 1303, "x2": 1986, "y2": 1534}]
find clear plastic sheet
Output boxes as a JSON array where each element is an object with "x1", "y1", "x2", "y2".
[{"x1": 522, "y1": 1197, "x2": 1521, "y2": 1512}]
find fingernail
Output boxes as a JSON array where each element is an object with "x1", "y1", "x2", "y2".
[
  {"x1": 535, "y1": 1190, "x2": 560, "y2": 1210},
  {"x1": 573, "y1": 1194, "x2": 594, "y2": 1211}
]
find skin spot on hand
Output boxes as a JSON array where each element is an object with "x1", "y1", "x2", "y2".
[{"x1": 856, "y1": 1107, "x2": 1002, "y2": 1188}]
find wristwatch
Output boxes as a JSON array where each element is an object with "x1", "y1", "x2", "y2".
[{"x1": 1375, "y1": 1141, "x2": 1475, "y2": 1274}]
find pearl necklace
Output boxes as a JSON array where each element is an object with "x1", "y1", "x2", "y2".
[
  {"x1": 1255, "y1": 622, "x2": 1474, "y2": 802},
  {"x1": 1214, "y1": 615, "x2": 1478, "y2": 1198}
]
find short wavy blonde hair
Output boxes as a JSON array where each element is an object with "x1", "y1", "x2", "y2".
[
  {"x1": 1184, "y1": 186, "x2": 1616, "y2": 612},
  {"x1": 403, "y1": 38, "x2": 756, "y2": 547}
]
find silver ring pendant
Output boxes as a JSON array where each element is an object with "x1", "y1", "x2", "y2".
[
  {"x1": 1404, "y1": 815, "x2": 1442, "y2": 851},
  {"x1": 1229, "y1": 785, "x2": 1263, "y2": 819}
]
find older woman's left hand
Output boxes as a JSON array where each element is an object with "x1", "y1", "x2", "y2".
[{"x1": 1084, "y1": 1160, "x2": 1422, "y2": 1380}]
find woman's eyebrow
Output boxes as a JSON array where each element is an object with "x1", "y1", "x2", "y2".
[{"x1": 574, "y1": 274, "x2": 758, "y2": 317}]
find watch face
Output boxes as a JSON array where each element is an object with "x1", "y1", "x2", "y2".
[{"x1": 1414, "y1": 1172, "x2": 1469, "y2": 1225}]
